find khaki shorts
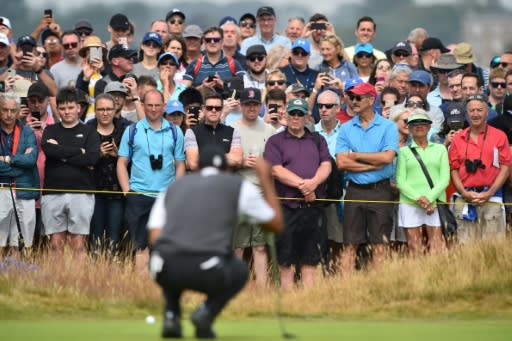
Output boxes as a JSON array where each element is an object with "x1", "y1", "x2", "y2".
[
  {"x1": 41, "y1": 193, "x2": 94, "y2": 235},
  {"x1": 232, "y1": 219, "x2": 268, "y2": 249}
]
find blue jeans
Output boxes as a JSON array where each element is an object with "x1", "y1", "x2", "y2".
[{"x1": 90, "y1": 195, "x2": 124, "y2": 254}]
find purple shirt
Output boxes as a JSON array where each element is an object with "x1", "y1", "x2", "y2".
[{"x1": 264, "y1": 129, "x2": 331, "y2": 208}]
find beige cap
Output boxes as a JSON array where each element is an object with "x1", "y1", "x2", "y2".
[
  {"x1": 12, "y1": 79, "x2": 32, "y2": 98},
  {"x1": 454, "y1": 42, "x2": 473, "y2": 64}
]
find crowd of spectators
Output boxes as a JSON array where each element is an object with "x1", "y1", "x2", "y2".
[{"x1": 0, "y1": 7, "x2": 511, "y2": 288}]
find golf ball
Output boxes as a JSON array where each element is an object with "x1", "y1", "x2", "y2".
[{"x1": 145, "y1": 315, "x2": 156, "y2": 324}]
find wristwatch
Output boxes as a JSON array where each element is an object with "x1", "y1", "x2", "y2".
[{"x1": 132, "y1": 96, "x2": 140, "y2": 102}]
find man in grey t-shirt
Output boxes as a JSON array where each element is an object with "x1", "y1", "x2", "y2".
[
  {"x1": 147, "y1": 146, "x2": 282, "y2": 339},
  {"x1": 49, "y1": 31, "x2": 82, "y2": 88}
]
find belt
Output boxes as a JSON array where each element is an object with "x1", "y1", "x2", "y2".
[
  {"x1": 464, "y1": 187, "x2": 488, "y2": 193},
  {"x1": 348, "y1": 179, "x2": 389, "y2": 190},
  {"x1": 0, "y1": 183, "x2": 13, "y2": 189}
]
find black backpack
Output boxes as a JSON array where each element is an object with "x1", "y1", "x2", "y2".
[{"x1": 312, "y1": 132, "x2": 344, "y2": 201}]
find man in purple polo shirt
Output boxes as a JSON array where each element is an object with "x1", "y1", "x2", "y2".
[{"x1": 263, "y1": 98, "x2": 331, "y2": 290}]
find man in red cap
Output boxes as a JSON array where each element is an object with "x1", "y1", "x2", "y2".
[{"x1": 335, "y1": 82, "x2": 398, "y2": 274}]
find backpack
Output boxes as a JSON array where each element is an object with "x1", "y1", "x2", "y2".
[
  {"x1": 127, "y1": 122, "x2": 177, "y2": 161},
  {"x1": 192, "y1": 55, "x2": 237, "y2": 78},
  {"x1": 312, "y1": 132, "x2": 344, "y2": 201}
]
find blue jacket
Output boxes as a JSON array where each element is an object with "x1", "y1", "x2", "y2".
[{"x1": 0, "y1": 122, "x2": 39, "y2": 200}]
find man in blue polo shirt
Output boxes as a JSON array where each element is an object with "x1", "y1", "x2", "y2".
[
  {"x1": 117, "y1": 89, "x2": 185, "y2": 265},
  {"x1": 240, "y1": 6, "x2": 291, "y2": 55},
  {"x1": 336, "y1": 83, "x2": 398, "y2": 275}
]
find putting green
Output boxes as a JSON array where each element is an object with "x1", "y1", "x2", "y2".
[{"x1": 2, "y1": 319, "x2": 511, "y2": 340}]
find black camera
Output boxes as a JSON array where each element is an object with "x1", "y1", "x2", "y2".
[
  {"x1": 464, "y1": 159, "x2": 485, "y2": 173},
  {"x1": 149, "y1": 154, "x2": 163, "y2": 170}
]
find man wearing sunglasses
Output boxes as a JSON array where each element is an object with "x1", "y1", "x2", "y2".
[
  {"x1": 240, "y1": 6, "x2": 291, "y2": 56},
  {"x1": 243, "y1": 44, "x2": 268, "y2": 90},
  {"x1": 183, "y1": 27, "x2": 244, "y2": 89},
  {"x1": 336, "y1": 83, "x2": 398, "y2": 275},
  {"x1": 281, "y1": 38, "x2": 318, "y2": 92},
  {"x1": 185, "y1": 92, "x2": 243, "y2": 171},
  {"x1": 488, "y1": 68, "x2": 507, "y2": 109},
  {"x1": 264, "y1": 97, "x2": 331, "y2": 290},
  {"x1": 165, "y1": 8, "x2": 186, "y2": 37},
  {"x1": 49, "y1": 31, "x2": 82, "y2": 89},
  {"x1": 238, "y1": 13, "x2": 256, "y2": 43}
]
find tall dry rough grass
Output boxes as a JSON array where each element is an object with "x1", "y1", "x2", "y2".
[{"x1": 1, "y1": 238, "x2": 511, "y2": 320}]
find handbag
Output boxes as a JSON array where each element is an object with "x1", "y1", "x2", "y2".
[{"x1": 408, "y1": 146, "x2": 457, "y2": 238}]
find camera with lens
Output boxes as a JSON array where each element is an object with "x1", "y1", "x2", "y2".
[
  {"x1": 149, "y1": 154, "x2": 163, "y2": 170},
  {"x1": 464, "y1": 159, "x2": 485, "y2": 173}
]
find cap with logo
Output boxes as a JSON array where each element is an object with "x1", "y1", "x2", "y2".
[
  {"x1": 454, "y1": 42, "x2": 473, "y2": 65},
  {"x1": 419, "y1": 37, "x2": 449, "y2": 53},
  {"x1": 183, "y1": 25, "x2": 203, "y2": 39},
  {"x1": 0, "y1": 33, "x2": 9, "y2": 46},
  {"x1": 407, "y1": 112, "x2": 433, "y2": 125},
  {"x1": 256, "y1": 6, "x2": 275, "y2": 17},
  {"x1": 108, "y1": 44, "x2": 138, "y2": 62},
  {"x1": 166, "y1": 8, "x2": 186, "y2": 22},
  {"x1": 0, "y1": 17, "x2": 12, "y2": 30},
  {"x1": 287, "y1": 98, "x2": 308, "y2": 114},
  {"x1": 409, "y1": 70, "x2": 433, "y2": 85},
  {"x1": 158, "y1": 52, "x2": 180, "y2": 66},
  {"x1": 165, "y1": 99, "x2": 185, "y2": 115},
  {"x1": 17, "y1": 35, "x2": 36, "y2": 48},
  {"x1": 344, "y1": 78, "x2": 363, "y2": 92},
  {"x1": 355, "y1": 43, "x2": 374, "y2": 56},
  {"x1": 240, "y1": 88, "x2": 262, "y2": 104},
  {"x1": 246, "y1": 44, "x2": 266, "y2": 58},
  {"x1": 27, "y1": 81, "x2": 50, "y2": 99},
  {"x1": 143, "y1": 32, "x2": 162, "y2": 47},
  {"x1": 348, "y1": 83, "x2": 377, "y2": 98},
  {"x1": 199, "y1": 145, "x2": 228, "y2": 170},
  {"x1": 392, "y1": 41, "x2": 412, "y2": 55},
  {"x1": 104, "y1": 81, "x2": 128, "y2": 96},
  {"x1": 466, "y1": 93, "x2": 488, "y2": 104},
  {"x1": 109, "y1": 13, "x2": 130, "y2": 31},
  {"x1": 291, "y1": 38, "x2": 310, "y2": 54},
  {"x1": 445, "y1": 102, "x2": 466, "y2": 128}
]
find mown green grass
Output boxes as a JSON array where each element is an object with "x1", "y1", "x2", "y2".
[{"x1": 2, "y1": 319, "x2": 512, "y2": 340}]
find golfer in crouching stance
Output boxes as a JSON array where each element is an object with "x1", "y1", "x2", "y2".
[{"x1": 147, "y1": 146, "x2": 283, "y2": 338}]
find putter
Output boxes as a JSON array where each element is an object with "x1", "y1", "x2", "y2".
[{"x1": 268, "y1": 234, "x2": 296, "y2": 339}]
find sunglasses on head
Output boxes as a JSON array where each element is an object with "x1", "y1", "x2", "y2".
[
  {"x1": 288, "y1": 110, "x2": 306, "y2": 117},
  {"x1": 240, "y1": 21, "x2": 256, "y2": 29},
  {"x1": 356, "y1": 52, "x2": 372, "y2": 59},
  {"x1": 204, "y1": 37, "x2": 222, "y2": 44},
  {"x1": 169, "y1": 19, "x2": 183, "y2": 25},
  {"x1": 63, "y1": 42, "x2": 79, "y2": 49},
  {"x1": 318, "y1": 103, "x2": 336, "y2": 109},
  {"x1": 393, "y1": 51, "x2": 410, "y2": 58},
  {"x1": 292, "y1": 49, "x2": 308, "y2": 57},
  {"x1": 205, "y1": 105, "x2": 223, "y2": 111},
  {"x1": 267, "y1": 80, "x2": 285, "y2": 86},
  {"x1": 248, "y1": 54, "x2": 265, "y2": 62},
  {"x1": 491, "y1": 81, "x2": 507, "y2": 89}
]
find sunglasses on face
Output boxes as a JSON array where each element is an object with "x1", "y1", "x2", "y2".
[
  {"x1": 393, "y1": 52, "x2": 410, "y2": 58},
  {"x1": 143, "y1": 41, "x2": 160, "y2": 49},
  {"x1": 318, "y1": 103, "x2": 336, "y2": 109},
  {"x1": 204, "y1": 37, "x2": 222, "y2": 44},
  {"x1": 160, "y1": 60, "x2": 177, "y2": 67},
  {"x1": 356, "y1": 52, "x2": 372, "y2": 59},
  {"x1": 240, "y1": 21, "x2": 256, "y2": 29},
  {"x1": 381, "y1": 100, "x2": 397, "y2": 106},
  {"x1": 499, "y1": 62, "x2": 509, "y2": 68},
  {"x1": 406, "y1": 100, "x2": 424, "y2": 108},
  {"x1": 169, "y1": 19, "x2": 183, "y2": 25},
  {"x1": 267, "y1": 80, "x2": 285, "y2": 86},
  {"x1": 63, "y1": 42, "x2": 78, "y2": 49},
  {"x1": 377, "y1": 64, "x2": 391, "y2": 71},
  {"x1": 348, "y1": 93, "x2": 367, "y2": 101},
  {"x1": 491, "y1": 81, "x2": 507, "y2": 89},
  {"x1": 288, "y1": 110, "x2": 306, "y2": 116},
  {"x1": 248, "y1": 55, "x2": 265, "y2": 62},
  {"x1": 205, "y1": 105, "x2": 223, "y2": 111},
  {"x1": 76, "y1": 29, "x2": 92, "y2": 37},
  {"x1": 292, "y1": 49, "x2": 308, "y2": 57}
]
